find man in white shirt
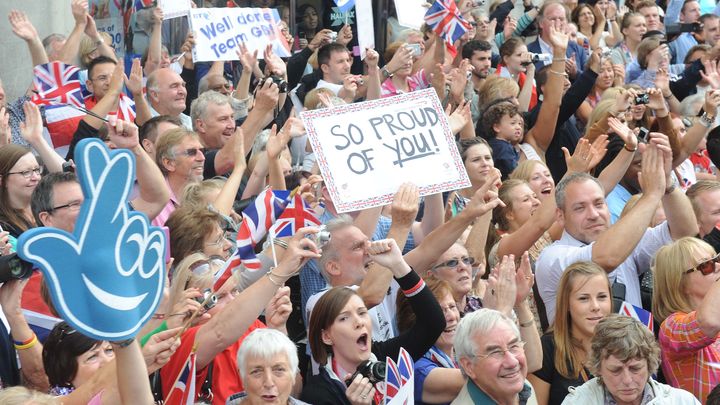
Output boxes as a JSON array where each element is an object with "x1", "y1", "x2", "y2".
[
  {"x1": 146, "y1": 68, "x2": 192, "y2": 130},
  {"x1": 536, "y1": 140, "x2": 698, "y2": 324}
]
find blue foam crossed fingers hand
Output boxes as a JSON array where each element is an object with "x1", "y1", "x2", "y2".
[{"x1": 18, "y1": 138, "x2": 165, "y2": 341}]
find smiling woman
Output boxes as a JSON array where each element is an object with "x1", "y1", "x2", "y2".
[
  {"x1": 0, "y1": 145, "x2": 42, "y2": 238},
  {"x1": 528, "y1": 262, "x2": 613, "y2": 405}
]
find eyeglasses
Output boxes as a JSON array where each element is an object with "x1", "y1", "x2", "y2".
[
  {"x1": 473, "y1": 341, "x2": 526, "y2": 361},
  {"x1": 432, "y1": 256, "x2": 475, "y2": 270},
  {"x1": 49, "y1": 201, "x2": 83, "y2": 213},
  {"x1": 7, "y1": 167, "x2": 42, "y2": 179},
  {"x1": 684, "y1": 254, "x2": 720, "y2": 276},
  {"x1": 205, "y1": 233, "x2": 230, "y2": 248},
  {"x1": 91, "y1": 75, "x2": 111, "y2": 83},
  {"x1": 177, "y1": 147, "x2": 207, "y2": 158}
]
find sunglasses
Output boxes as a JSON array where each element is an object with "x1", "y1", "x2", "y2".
[
  {"x1": 177, "y1": 147, "x2": 207, "y2": 158},
  {"x1": 685, "y1": 254, "x2": 720, "y2": 276},
  {"x1": 432, "y1": 256, "x2": 475, "y2": 270}
]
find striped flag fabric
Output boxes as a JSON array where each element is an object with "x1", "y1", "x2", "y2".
[
  {"x1": 165, "y1": 352, "x2": 197, "y2": 405},
  {"x1": 424, "y1": 0, "x2": 471, "y2": 56},
  {"x1": 268, "y1": 193, "x2": 321, "y2": 238},
  {"x1": 619, "y1": 301, "x2": 654, "y2": 333},
  {"x1": 212, "y1": 188, "x2": 291, "y2": 290},
  {"x1": 31, "y1": 62, "x2": 85, "y2": 108},
  {"x1": 385, "y1": 348, "x2": 415, "y2": 405}
]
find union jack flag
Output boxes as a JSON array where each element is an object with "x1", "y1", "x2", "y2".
[
  {"x1": 619, "y1": 301, "x2": 654, "y2": 333},
  {"x1": 134, "y1": 0, "x2": 155, "y2": 11},
  {"x1": 31, "y1": 62, "x2": 85, "y2": 108},
  {"x1": 425, "y1": 0, "x2": 471, "y2": 53},
  {"x1": 213, "y1": 188, "x2": 291, "y2": 290},
  {"x1": 165, "y1": 352, "x2": 196, "y2": 405},
  {"x1": 385, "y1": 348, "x2": 414, "y2": 405},
  {"x1": 269, "y1": 193, "x2": 320, "y2": 238},
  {"x1": 84, "y1": 93, "x2": 137, "y2": 123}
]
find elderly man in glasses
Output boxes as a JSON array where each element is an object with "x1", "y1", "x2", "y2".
[{"x1": 453, "y1": 308, "x2": 537, "y2": 404}]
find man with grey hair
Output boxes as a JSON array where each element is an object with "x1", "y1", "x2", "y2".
[
  {"x1": 453, "y1": 308, "x2": 536, "y2": 404},
  {"x1": 536, "y1": 140, "x2": 698, "y2": 324},
  {"x1": 190, "y1": 90, "x2": 239, "y2": 177},
  {"x1": 42, "y1": 33, "x2": 67, "y2": 61},
  {"x1": 146, "y1": 68, "x2": 192, "y2": 129},
  {"x1": 526, "y1": 1, "x2": 587, "y2": 79}
]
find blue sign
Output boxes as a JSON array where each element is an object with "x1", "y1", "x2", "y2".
[
  {"x1": 18, "y1": 139, "x2": 165, "y2": 341},
  {"x1": 333, "y1": 0, "x2": 356, "y2": 13}
]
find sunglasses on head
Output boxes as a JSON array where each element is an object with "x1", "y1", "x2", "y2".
[{"x1": 685, "y1": 253, "x2": 720, "y2": 276}]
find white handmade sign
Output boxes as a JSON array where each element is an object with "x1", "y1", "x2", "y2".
[
  {"x1": 189, "y1": 7, "x2": 291, "y2": 62},
  {"x1": 159, "y1": 0, "x2": 192, "y2": 20},
  {"x1": 301, "y1": 88, "x2": 470, "y2": 213}
]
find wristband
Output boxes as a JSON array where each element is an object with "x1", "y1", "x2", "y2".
[
  {"x1": 664, "y1": 184, "x2": 676, "y2": 195},
  {"x1": 272, "y1": 238, "x2": 289, "y2": 249},
  {"x1": 152, "y1": 313, "x2": 166, "y2": 320},
  {"x1": 624, "y1": 143, "x2": 638, "y2": 152},
  {"x1": 14, "y1": 333, "x2": 38, "y2": 350},
  {"x1": 519, "y1": 319, "x2": 534, "y2": 327},
  {"x1": 111, "y1": 338, "x2": 135, "y2": 348}
]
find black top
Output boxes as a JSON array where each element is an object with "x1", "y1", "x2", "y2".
[
  {"x1": 526, "y1": 67, "x2": 597, "y2": 183},
  {"x1": 300, "y1": 270, "x2": 445, "y2": 405},
  {"x1": 0, "y1": 321, "x2": 20, "y2": 388},
  {"x1": 532, "y1": 334, "x2": 592, "y2": 405}
]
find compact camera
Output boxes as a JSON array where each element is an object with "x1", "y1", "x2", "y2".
[
  {"x1": 193, "y1": 288, "x2": 218, "y2": 312},
  {"x1": 634, "y1": 93, "x2": 649, "y2": 105},
  {"x1": 345, "y1": 360, "x2": 386, "y2": 387}
]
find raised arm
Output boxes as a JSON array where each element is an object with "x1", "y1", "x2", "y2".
[
  {"x1": 20, "y1": 102, "x2": 65, "y2": 173},
  {"x1": 144, "y1": 7, "x2": 164, "y2": 76},
  {"x1": 364, "y1": 48, "x2": 382, "y2": 101},
  {"x1": 213, "y1": 130, "x2": 246, "y2": 216},
  {"x1": 358, "y1": 184, "x2": 419, "y2": 308},
  {"x1": 651, "y1": 132, "x2": 700, "y2": 239},
  {"x1": 265, "y1": 123, "x2": 290, "y2": 191},
  {"x1": 194, "y1": 229, "x2": 321, "y2": 368},
  {"x1": 108, "y1": 119, "x2": 169, "y2": 220},
  {"x1": 59, "y1": 0, "x2": 89, "y2": 66},
  {"x1": 525, "y1": 22, "x2": 571, "y2": 153},
  {"x1": 84, "y1": 61, "x2": 124, "y2": 129},
  {"x1": 112, "y1": 340, "x2": 154, "y2": 405},
  {"x1": 405, "y1": 171, "x2": 504, "y2": 274},
  {"x1": 673, "y1": 90, "x2": 720, "y2": 166},
  {"x1": 84, "y1": 14, "x2": 117, "y2": 62},
  {"x1": 8, "y1": 10, "x2": 48, "y2": 66},
  {"x1": 412, "y1": 193, "x2": 444, "y2": 245},
  {"x1": 591, "y1": 142, "x2": 665, "y2": 271},
  {"x1": 597, "y1": 117, "x2": 640, "y2": 193},
  {"x1": 125, "y1": 58, "x2": 152, "y2": 126}
]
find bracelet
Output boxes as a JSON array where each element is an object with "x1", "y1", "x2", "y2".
[
  {"x1": 664, "y1": 184, "x2": 677, "y2": 195},
  {"x1": 552, "y1": 57, "x2": 567, "y2": 63},
  {"x1": 14, "y1": 334, "x2": 38, "y2": 350},
  {"x1": 266, "y1": 267, "x2": 295, "y2": 287},
  {"x1": 548, "y1": 70, "x2": 568, "y2": 77},
  {"x1": 272, "y1": 238, "x2": 289, "y2": 249},
  {"x1": 624, "y1": 143, "x2": 638, "y2": 152},
  {"x1": 700, "y1": 112, "x2": 716, "y2": 128},
  {"x1": 663, "y1": 92, "x2": 673, "y2": 99},
  {"x1": 519, "y1": 319, "x2": 534, "y2": 328},
  {"x1": 152, "y1": 313, "x2": 166, "y2": 320}
]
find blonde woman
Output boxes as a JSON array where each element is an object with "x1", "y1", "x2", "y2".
[{"x1": 653, "y1": 237, "x2": 720, "y2": 403}]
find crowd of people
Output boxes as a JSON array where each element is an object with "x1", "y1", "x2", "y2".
[{"x1": 1, "y1": 0, "x2": 720, "y2": 403}]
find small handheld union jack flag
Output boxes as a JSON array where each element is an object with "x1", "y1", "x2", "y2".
[{"x1": 424, "y1": 0, "x2": 472, "y2": 50}]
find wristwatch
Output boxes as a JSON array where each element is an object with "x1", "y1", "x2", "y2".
[
  {"x1": 381, "y1": 66, "x2": 393, "y2": 79},
  {"x1": 700, "y1": 112, "x2": 716, "y2": 128}
]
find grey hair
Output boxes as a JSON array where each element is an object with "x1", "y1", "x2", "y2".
[
  {"x1": 678, "y1": 93, "x2": 705, "y2": 117},
  {"x1": 454, "y1": 308, "x2": 520, "y2": 372},
  {"x1": 0, "y1": 386, "x2": 59, "y2": 405},
  {"x1": 198, "y1": 73, "x2": 228, "y2": 95},
  {"x1": 190, "y1": 90, "x2": 232, "y2": 130},
  {"x1": 555, "y1": 172, "x2": 604, "y2": 210},
  {"x1": 318, "y1": 214, "x2": 355, "y2": 282},
  {"x1": 251, "y1": 129, "x2": 273, "y2": 159},
  {"x1": 236, "y1": 328, "x2": 299, "y2": 381},
  {"x1": 537, "y1": 1, "x2": 570, "y2": 29},
  {"x1": 42, "y1": 33, "x2": 66, "y2": 56},
  {"x1": 587, "y1": 314, "x2": 661, "y2": 383}
]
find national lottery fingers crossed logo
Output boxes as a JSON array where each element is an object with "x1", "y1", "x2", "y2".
[{"x1": 18, "y1": 139, "x2": 165, "y2": 341}]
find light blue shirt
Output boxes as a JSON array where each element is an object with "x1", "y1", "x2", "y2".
[
  {"x1": 669, "y1": 32, "x2": 698, "y2": 65},
  {"x1": 606, "y1": 184, "x2": 632, "y2": 224}
]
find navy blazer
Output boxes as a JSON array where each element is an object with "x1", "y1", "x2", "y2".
[{"x1": 527, "y1": 38, "x2": 588, "y2": 77}]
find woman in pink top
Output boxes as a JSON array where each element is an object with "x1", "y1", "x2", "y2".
[{"x1": 653, "y1": 237, "x2": 720, "y2": 403}]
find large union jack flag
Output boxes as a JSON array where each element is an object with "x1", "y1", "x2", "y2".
[
  {"x1": 425, "y1": 0, "x2": 471, "y2": 48},
  {"x1": 165, "y1": 352, "x2": 197, "y2": 405},
  {"x1": 31, "y1": 62, "x2": 85, "y2": 108}
]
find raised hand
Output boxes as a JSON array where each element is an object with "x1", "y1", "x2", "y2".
[
  {"x1": 107, "y1": 117, "x2": 140, "y2": 150},
  {"x1": 701, "y1": 59, "x2": 720, "y2": 90},
  {"x1": 503, "y1": 16, "x2": 517, "y2": 40},
  {"x1": 608, "y1": 117, "x2": 636, "y2": 149},
  {"x1": 0, "y1": 107, "x2": 10, "y2": 146},
  {"x1": 638, "y1": 141, "x2": 666, "y2": 199},
  {"x1": 8, "y1": 10, "x2": 39, "y2": 42},
  {"x1": 142, "y1": 327, "x2": 181, "y2": 374},
  {"x1": 364, "y1": 48, "x2": 379, "y2": 68},
  {"x1": 124, "y1": 58, "x2": 144, "y2": 97},
  {"x1": 390, "y1": 183, "x2": 420, "y2": 227},
  {"x1": 253, "y1": 78, "x2": 280, "y2": 112},
  {"x1": 265, "y1": 286, "x2": 292, "y2": 331},
  {"x1": 483, "y1": 254, "x2": 517, "y2": 316},
  {"x1": 547, "y1": 21, "x2": 569, "y2": 53},
  {"x1": 71, "y1": 0, "x2": 88, "y2": 26},
  {"x1": 345, "y1": 374, "x2": 375, "y2": 405},
  {"x1": 337, "y1": 24, "x2": 354, "y2": 46},
  {"x1": 563, "y1": 136, "x2": 606, "y2": 174},
  {"x1": 448, "y1": 100, "x2": 471, "y2": 134},
  {"x1": 152, "y1": 6, "x2": 164, "y2": 25},
  {"x1": 264, "y1": 43, "x2": 286, "y2": 77},
  {"x1": 366, "y1": 239, "x2": 409, "y2": 277},
  {"x1": 705, "y1": 89, "x2": 720, "y2": 116},
  {"x1": 266, "y1": 124, "x2": 291, "y2": 160},
  {"x1": 17, "y1": 139, "x2": 166, "y2": 341},
  {"x1": 461, "y1": 170, "x2": 505, "y2": 218},
  {"x1": 19, "y1": 102, "x2": 43, "y2": 145},
  {"x1": 515, "y1": 252, "x2": 534, "y2": 306}
]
